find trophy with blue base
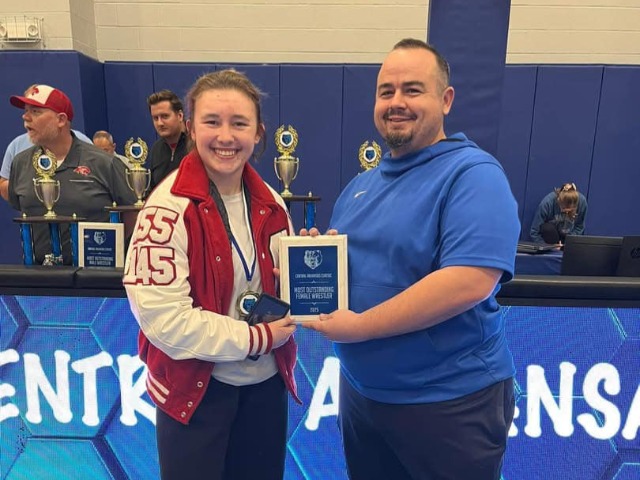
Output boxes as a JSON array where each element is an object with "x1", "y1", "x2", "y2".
[
  {"x1": 278, "y1": 235, "x2": 348, "y2": 322},
  {"x1": 14, "y1": 148, "x2": 83, "y2": 266},
  {"x1": 274, "y1": 125, "x2": 321, "y2": 229},
  {"x1": 32, "y1": 148, "x2": 62, "y2": 264}
]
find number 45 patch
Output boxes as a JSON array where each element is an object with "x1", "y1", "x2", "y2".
[{"x1": 123, "y1": 206, "x2": 179, "y2": 286}]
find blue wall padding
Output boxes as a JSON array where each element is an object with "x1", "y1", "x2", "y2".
[
  {"x1": 2, "y1": 50, "x2": 640, "y2": 265},
  {"x1": 497, "y1": 65, "x2": 538, "y2": 222},
  {"x1": 340, "y1": 65, "x2": 384, "y2": 190},
  {"x1": 103, "y1": 62, "x2": 156, "y2": 157},
  {"x1": 279, "y1": 65, "x2": 344, "y2": 231},
  {"x1": 428, "y1": 0, "x2": 511, "y2": 157},
  {"x1": 78, "y1": 53, "x2": 108, "y2": 140},
  {"x1": 588, "y1": 66, "x2": 640, "y2": 236},
  {"x1": 152, "y1": 62, "x2": 216, "y2": 102},
  {"x1": 0, "y1": 200, "x2": 21, "y2": 264},
  {"x1": 522, "y1": 66, "x2": 603, "y2": 239},
  {"x1": 0, "y1": 51, "x2": 87, "y2": 157}
]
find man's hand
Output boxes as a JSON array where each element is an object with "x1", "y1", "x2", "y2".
[
  {"x1": 301, "y1": 310, "x2": 370, "y2": 343},
  {"x1": 299, "y1": 227, "x2": 338, "y2": 237}
]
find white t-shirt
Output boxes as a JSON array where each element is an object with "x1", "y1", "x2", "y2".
[{"x1": 212, "y1": 190, "x2": 278, "y2": 386}]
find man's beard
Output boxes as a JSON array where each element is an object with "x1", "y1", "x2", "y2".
[{"x1": 384, "y1": 131, "x2": 413, "y2": 150}]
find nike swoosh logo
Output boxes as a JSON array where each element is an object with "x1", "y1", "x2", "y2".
[{"x1": 354, "y1": 190, "x2": 367, "y2": 198}]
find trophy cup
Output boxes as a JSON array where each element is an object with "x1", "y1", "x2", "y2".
[
  {"x1": 32, "y1": 148, "x2": 60, "y2": 218},
  {"x1": 124, "y1": 138, "x2": 150, "y2": 207},
  {"x1": 358, "y1": 141, "x2": 382, "y2": 171},
  {"x1": 26, "y1": 148, "x2": 67, "y2": 265},
  {"x1": 274, "y1": 125, "x2": 299, "y2": 197}
]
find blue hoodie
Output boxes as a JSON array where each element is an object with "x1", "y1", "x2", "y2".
[{"x1": 331, "y1": 133, "x2": 520, "y2": 403}]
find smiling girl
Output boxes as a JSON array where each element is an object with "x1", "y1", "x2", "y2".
[{"x1": 124, "y1": 70, "x2": 299, "y2": 480}]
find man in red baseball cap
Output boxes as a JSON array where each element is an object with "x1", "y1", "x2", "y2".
[
  {"x1": 7, "y1": 84, "x2": 136, "y2": 265},
  {"x1": 0, "y1": 85, "x2": 93, "y2": 201},
  {"x1": 10, "y1": 84, "x2": 75, "y2": 122},
  {"x1": 8, "y1": 85, "x2": 76, "y2": 160}
]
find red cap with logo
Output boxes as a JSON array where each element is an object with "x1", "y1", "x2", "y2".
[{"x1": 10, "y1": 85, "x2": 74, "y2": 121}]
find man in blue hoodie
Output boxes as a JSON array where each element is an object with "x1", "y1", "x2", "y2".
[{"x1": 304, "y1": 39, "x2": 520, "y2": 479}]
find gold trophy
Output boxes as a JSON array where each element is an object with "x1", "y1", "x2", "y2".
[
  {"x1": 358, "y1": 141, "x2": 382, "y2": 171},
  {"x1": 32, "y1": 148, "x2": 60, "y2": 218},
  {"x1": 124, "y1": 138, "x2": 150, "y2": 207},
  {"x1": 274, "y1": 125, "x2": 299, "y2": 197}
]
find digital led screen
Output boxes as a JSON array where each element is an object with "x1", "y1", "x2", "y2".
[{"x1": 1, "y1": 296, "x2": 638, "y2": 479}]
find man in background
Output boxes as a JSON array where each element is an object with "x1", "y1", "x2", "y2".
[
  {"x1": 304, "y1": 39, "x2": 520, "y2": 480},
  {"x1": 8, "y1": 84, "x2": 136, "y2": 264},
  {"x1": 93, "y1": 130, "x2": 133, "y2": 169},
  {"x1": 146, "y1": 89, "x2": 188, "y2": 190},
  {"x1": 0, "y1": 85, "x2": 91, "y2": 201}
]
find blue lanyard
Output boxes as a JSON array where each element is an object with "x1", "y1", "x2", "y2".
[{"x1": 209, "y1": 181, "x2": 256, "y2": 282}]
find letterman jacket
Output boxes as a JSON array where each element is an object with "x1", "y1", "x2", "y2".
[{"x1": 124, "y1": 150, "x2": 299, "y2": 425}]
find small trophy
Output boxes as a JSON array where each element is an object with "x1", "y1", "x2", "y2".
[
  {"x1": 274, "y1": 125, "x2": 299, "y2": 197},
  {"x1": 124, "y1": 138, "x2": 150, "y2": 207},
  {"x1": 358, "y1": 141, "x2": 382, "y2": 171},
  {"x1": 32, "y1": 148, "x2": 60, "y2": 218}
]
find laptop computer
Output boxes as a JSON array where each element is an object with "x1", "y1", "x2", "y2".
[
  {"x1": 616, "y1": 235, "x2": 640, "y2": 277},
  {"x1": 517, "y1": 241, "x2": 559, "y2": 254},
  {"x1": 561, "y1": 235, "x2": 623, "y2": 276}
]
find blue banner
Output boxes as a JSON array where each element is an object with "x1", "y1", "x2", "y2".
[{"x1": 1, "y1": 296, "x2": 639, "y2": 479}]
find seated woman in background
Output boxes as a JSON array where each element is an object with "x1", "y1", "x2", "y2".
[{"x1": 530, "y1": 182, "x2": 588, "y2": 244}]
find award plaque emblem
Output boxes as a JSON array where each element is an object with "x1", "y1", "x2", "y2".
[
  {"x1": 274, "y1": 125, "x2": 300, "y2": 197},
  {"x1": 32, "y1": 148, "x2": 60, "y2": 218},
  {"x1": 124, "y1": 138, "x2": 151, "y2": 207},
  {"x1": 358, "y1": 141, "x2": 382, "y2": 171}
]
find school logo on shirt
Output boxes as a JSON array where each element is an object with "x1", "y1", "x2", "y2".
[{"x1": 74, "y1": 166, "x2": 91, "y2": 176}]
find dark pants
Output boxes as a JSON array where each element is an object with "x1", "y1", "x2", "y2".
[
  {"x1": 339, "y1": 374, "x2": 514, "y2": 480},
  {"x1": 156, "y1": 374, "x2": 288, "y2": 480}
]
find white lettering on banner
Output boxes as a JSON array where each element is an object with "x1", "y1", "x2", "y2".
[
  {"x1": 0, "y1": 349, "x2": 20, "y2": 422},
  {"x1": 0, "y1": 350, "x2": 155, "y2": 427},
  {"x1": 118, "y1": 354, "x2": 156, "y2": 426},
  {"x1": 622, "y1": 387, "x2": 640, "y2": 439},
  {"x1": 521, "y1": 361, "x2": 640, "y2": 440},
  {"x1": 71, "y1": 352, "x2": 114, "y2": 426},
  {"x1": 577, "y1": 363, "x2": 621, "y2": 440},
  {"x1": 0, "y1": 351, "x2": 638, "y2": 440},
  {"x1": 305, "y1": 356, "x2": 340, "y2": 431},
  {"x1": 24, "y1": 350, "x2": 73, "y2": 424},
  {"x1": 525, "y1": 362, "x2": 577, "y2": 437}
]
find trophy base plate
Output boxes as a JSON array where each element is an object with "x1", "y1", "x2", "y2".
[
  {"x1": 13, "y1": 215, "x2": 86, "y2": 224},
  {"x1": 104, "y1": 205, "x2": 144, "y2": 213}
]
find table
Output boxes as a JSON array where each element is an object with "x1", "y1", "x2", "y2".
[{"x1": 515, "y1": 251, "x2": 563, "y2": 275}]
